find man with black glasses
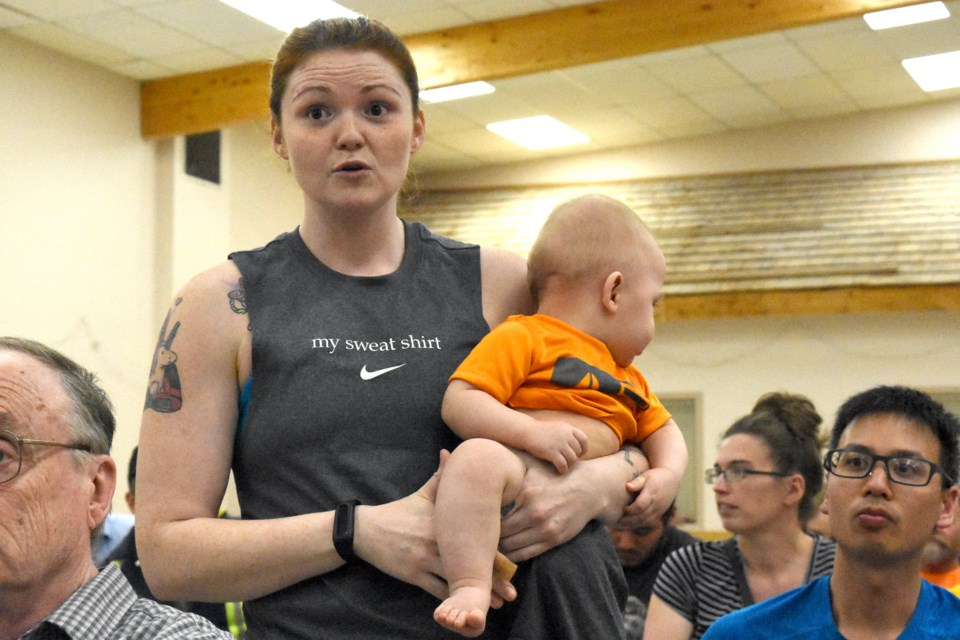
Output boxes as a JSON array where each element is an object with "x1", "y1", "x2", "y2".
[
  {"x1": 703, "y1": 385, "x2": 960, "y2": 640},
  {"x1": 0, "y1": 337, "x2": 230, "y2": 639}
]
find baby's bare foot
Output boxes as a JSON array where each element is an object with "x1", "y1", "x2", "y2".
[{"x1": 434, "y1": 586, "x2": 490, "y2": 638}]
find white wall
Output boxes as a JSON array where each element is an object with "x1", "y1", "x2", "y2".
[
  {"x1": 226, "y1": 121, "x2": 303, "y2": 251},
  {"x1": 644, "y1": 310, "x2": 960, "y2": 530},
  {"x1": 0, "y1": 34, "x2": 158, "y2": 508}
]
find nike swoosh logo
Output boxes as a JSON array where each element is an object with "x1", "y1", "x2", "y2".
[{"x1": 360, "y1": 363, "x2": 406, "y2": 380}]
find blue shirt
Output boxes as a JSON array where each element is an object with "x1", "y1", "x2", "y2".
[
  {"x1": 702, "y1": 575, "x2": 960, "y2": 640},
  {"x1": 92, "y1": 513, "x2": 134, "y2": 567}
]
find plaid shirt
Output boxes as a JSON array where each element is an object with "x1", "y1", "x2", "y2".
[{"x1": 22, "y1": 564, "x2": 232, "y2": 639}]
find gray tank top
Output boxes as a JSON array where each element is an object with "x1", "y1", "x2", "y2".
[{"x1": 229, "y1": 221, "x2": 493, "y2": 638}]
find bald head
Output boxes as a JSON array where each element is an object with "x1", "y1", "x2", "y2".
[{"x1": 527, "y1": 194, "x2": 661, "y2": 304}]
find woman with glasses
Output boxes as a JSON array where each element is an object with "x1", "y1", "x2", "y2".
[{"x1": 643, "y1": 392, "x2": 836, "y2": 640}]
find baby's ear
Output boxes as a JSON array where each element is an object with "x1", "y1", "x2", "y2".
[{"x1": 602, "y1": 271, "x2": 623, "y2": 313}]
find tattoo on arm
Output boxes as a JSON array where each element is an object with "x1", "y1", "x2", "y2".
[
  {"x1": 622, "y1": 445, "x2": 644, "y2": 481},
  {"x1": 228, "y1": 278, "x2": 251, "y2": 331},
  {"x1": 144, "y1": 298, "x2": 184, "y2": 413}
]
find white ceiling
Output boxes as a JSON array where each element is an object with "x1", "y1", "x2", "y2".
[{"x1": 3, "y1": 0, "x2": 960, "y2": 174}]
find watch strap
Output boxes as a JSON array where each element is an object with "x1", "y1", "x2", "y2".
[{"x1": 333, "y1": 499, "x2": 361, "y2": 563}]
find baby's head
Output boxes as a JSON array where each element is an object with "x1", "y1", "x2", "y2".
[{"x1": 528, "y1": 194, "x2": 666, "y2": 366}]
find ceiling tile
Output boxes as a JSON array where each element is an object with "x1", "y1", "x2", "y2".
[
  {"x1": 496, "y1": 70, "x2": 611, "y2": 113},
  {"x1": 624, "y1": 96, "x2": 716, "y2": 129},
  {"x1": 432, "y1": 126, "x2": 533, "y2": 158},
  {"x1": 558, "y1": 58, "x2": 678, "y2": 105},
  {"x1": 7, "y1": 21, "x2": 134, "y2": 66},
  {"x1": 830, "y1": 63, "x2": 927, "y2": 101},
  {"x1": 0, "y1": 5, "x2": 36, "y2": 28},
  {"x1": 431, "y1": 90, "x2": 540, "y2": 126},
  {"x1": 785, "y1": 100, "x2": 861, "y2": 121},
  {"x1": 658, "y1": 119, "x2": 727, "y2": 140},
  {"x1": 566, "y1": 107, "x2": 659, "y2": 147},
  {"x1": 876, "y1": 18, "x2": 960, "y2": 59},
  {"x1": 793, "y1": 30, "x2": 897, "y2": 72},
  {"x1": 708, "y1": 30, "x2": 787, "y2": 53},
  {"x1": 782, "y1": 15, "x2": 863, "y2": 40},
  {"x1": 421, "y1": 104, "x2": 479, "y2": 136},
  {"x1": 0, "y1": 0, "x2": 112, "y2": 20},
  {"x1": 720, "y1": 43, "x2": 820, "y2": 83},
  {"x1": 137, "y1": 0, "x2": 282, "y2": 46},
  {"x1": 152, "y1": 46, "x2": 244, "y2": 74},
  {"x1": 688, "y1": 85, "x2": 782, "y2": 122},
  {"x1": 58, "y1": 8, "x2": 208, "y2": 57},
  {"x1": 108, "y1": 57, "x2": 177, "y2": 80},
  {"x1": 760, "y1": 74, "x2": 850, "y2": 109},
  {"x1": 644, "y1": 53, "x2": 747, "y2": 93},
  {"x1": 412, "y1": 141, "x2": 480, "y2": 173},
  {"x1": 454, "y1": 0, "x2": 558, "y2": 22},
  {"x1": 347, "y1": 2, "x2": 472, "y2": 34},
  {"x1": 220, "y1": 35, "x2": 285, "y2": 60}
]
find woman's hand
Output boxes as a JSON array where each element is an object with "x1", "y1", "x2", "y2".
[
  {"x1": 354, "y1": 451, "x2": 516, "y2": 607},
  {"x1": 498, "y1": 444, "x2": 648, "y2": 561},
  {"x1": 497, "y1": 455, "x2": 603, "y2": 561}
]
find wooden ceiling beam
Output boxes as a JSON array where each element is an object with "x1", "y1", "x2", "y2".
[
  {"x1": 657, "y1": 284, "x2": 960, "y2": 322},
  {"x1": 140, "y1": 0, "x2": 924, "y2": 137}
]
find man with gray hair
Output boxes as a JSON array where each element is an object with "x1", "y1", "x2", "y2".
[{"x1": 0, "y1": 336, "x2": 230, "y2": 639}]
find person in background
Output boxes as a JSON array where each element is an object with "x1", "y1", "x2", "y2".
[
  {"x1": 93, "y1": 511, "x2": 135, "y2": 567},
  {"x1": 644, "y1": 392, "x2": 835, "y2": 640},
  {"x1": 0, "y1": 336, "x2": 230, "y2": 639},
  {"x1": 434, "y1": 195, "x2": 688, "y2": 636},
  {"x1": 608, "y1": 503, "x2": 697, "y2": 639},
  {"x1": 921, "y1": 492, "x2": 960, "y2": 593},
  {"x1": 135, "y1": 16, "x2": 649, "y2": 639},
  {"x1": 703, "y1": 385, "x2": 960, "y2": 639},
  {"x1": 105, "y1": 447, "x2": 246, "y2": 637},
  {"x1": 611, "y1": 503, "x2": 698, "y2": 608}
]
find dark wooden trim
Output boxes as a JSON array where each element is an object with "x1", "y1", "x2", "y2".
[{"x1": 659, "y1": 284, "x2": 960, "y2": 321}]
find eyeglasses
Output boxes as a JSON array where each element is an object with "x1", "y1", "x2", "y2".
[
  {"x1": 823, "y1": 448, "x2": 949, "y2": 487},
  {"x1": 705, "y1": 465, "x2": 790, "y2": 485},
  {"x1": 0, "y1": 429, "x2": 93, "y2": 484}
]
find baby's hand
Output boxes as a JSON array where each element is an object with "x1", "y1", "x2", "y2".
[
  {"x1": 522, "y1": 422, "x2": 588, "y2": 473},
  {"x1": 623, "y1": 467, "x2": 680, "y2": 525}
]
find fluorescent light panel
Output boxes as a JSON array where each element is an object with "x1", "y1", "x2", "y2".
[
  {"x1": 863, "y1": 2, "x2": 949, "y2": 30},
  {"x1": 486, "y1": 115, "x2": 589, "y2": 150},
  {"x1": 902, "y1": 50, "x2": 960, "y2": 91},
  {"x1": 420, "y1": 82, "x2": 495, "y2": 104},
  {"x1": 219, "y1": 0, "x2": 358, "y2": 33}
]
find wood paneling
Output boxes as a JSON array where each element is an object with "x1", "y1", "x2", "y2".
[
  {"x1": 140, "y1": 0, "x2": 924, "y2": 137},
  {"x1": 404, "y1": 161, "x2": 960, "y2": 320},
  {"x1": 140, "y1": 62, "x2": 271, "y2": 137},
  {"x1": 658, "y1": 284, "x2": 960, "y2": 321}
]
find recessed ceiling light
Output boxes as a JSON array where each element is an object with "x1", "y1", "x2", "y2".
[
  {"x1": 902, "y1": 50, "x2": 960, "y2": 91},
  {"x1": 420, "y1": 82, "x2": 496, "y2": 104},
  {"x1": 486, "y1": 115, "x2": 589, "y2": 150},
  {"x1": 863, "y1": 2, "x2": 949, "y2": 30},
  {"x1": 219, "y1": 0, "x2": 358, "y2": 33}
]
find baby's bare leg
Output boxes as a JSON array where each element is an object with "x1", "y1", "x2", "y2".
[{"x1": 435, "y1": 438, "x2": 527, "y2": 637}]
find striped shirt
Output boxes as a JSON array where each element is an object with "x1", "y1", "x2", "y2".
[
  {"x1": 21, "y1": 564, "x2": 231, "y2": 639},
  {"x1": 651, "y1": 534, "x2": 836, "y2": 640}
]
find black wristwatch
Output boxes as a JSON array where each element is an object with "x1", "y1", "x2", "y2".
[{"x1": 333, "y1": 500, "x2": 361, "y2": 563}]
